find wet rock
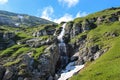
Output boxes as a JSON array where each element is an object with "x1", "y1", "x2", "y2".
[
  {"x1": 0, "y1": 32, "x2": 4, "y2": 38},
  {"x1": 70, "y1": 56, "x2": 78, "y2": 62},
  {"x1": 24, "y1": 78, "x2": 29, "y2": 80},
  {"x1": 0, "y1": 65, "x2": 6, "y2": 80},
  {"x1": 18, "y1": 77, "x2": 24, "y2": 80},
  {"x1": 75, "y1": 57, "x2": 84, "y2": 65},
  {"x1": 3, "y1": 68, "x2": 14, "y2": 80},
  {"x1": 47, "y1": 76, "x2": 53, "y2": 80}
]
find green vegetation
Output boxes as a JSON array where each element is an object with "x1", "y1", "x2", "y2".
[
  {"x1": 12, "y1": 47, "x2": 30, "y2": 57},
  {"x1": 70, "y1": 21, "x2": 120, "y2": 80},
  {"x1": 0, "y1": 45, "x2": 25, "y2": 57},
  {"x1": 4, "y1": 58, "x2": 21, "y2": 67},
  {"x1": 70, "y1": 31, "x2": 88, "y2": 43},
  {"x1": 33, "y1": 46, "x2": 47, "y2": 59},
  {"x1": 74, "y1": 7, "x2": 120, "y2": 23}
]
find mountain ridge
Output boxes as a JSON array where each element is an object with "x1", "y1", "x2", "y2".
[{"x1": 0, "y1": 10, "x2": 55, "y2": 27}]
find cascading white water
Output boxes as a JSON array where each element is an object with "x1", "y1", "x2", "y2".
[
  {"x1": 57, "y1": 23, "x2": 66, "y2": 43},
  {"x1": 57, "y1": 23, "x2": 68, "y2": 68},
  {"x1": 57, "y1": 23, "x2": 84, "y2": 80}
]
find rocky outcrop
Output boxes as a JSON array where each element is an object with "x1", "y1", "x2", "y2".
[
  {"x1": 0, "y1": 43, "x2": 60, "y2": 80},
  {"x1": 33, "y1": 29, "x2": 56, "y2": 37},
  {"x1": 0, "y1": 32, "x2": 15, "y2": 50},
  {"x1": 25, "y1": 37, "x2": 55, "y2": 48},
  {"x1": 33, "y1": 25, "x2": 56, "y2": 37}
]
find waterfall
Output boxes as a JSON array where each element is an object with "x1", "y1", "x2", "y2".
[
  {"x1": 57, "y1": 23, "x2": 68, "y2": 68},
  {"x1": 56, "y1": 23, "x2": 84, "y2": 80},
  {"x1": 57, "y1": 23, "x2": 66, "y2": 42}
]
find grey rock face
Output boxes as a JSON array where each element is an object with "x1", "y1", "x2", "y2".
[
  {"x1": 82, "y1": 19, "x2": 90, "y2": 32},
  {"x1": 97, "y1": 16, "x2": 105, "y2": 25},
  {"x1": 0, "y1": 65, "x2": 6, "y2": 80},
  {"x1": 3, "y1": 68, "x2": 14, "y2": 80}
]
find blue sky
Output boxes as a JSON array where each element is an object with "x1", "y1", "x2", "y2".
[{"x1": 0, "y1": 0, "x2": 120, "y2": 23}]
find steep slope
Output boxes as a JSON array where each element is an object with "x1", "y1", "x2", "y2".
[
  {"x1": 70, "y1": 22, "x2": 120, "y2": 80},
  {"x1": 0, "y1": 10, "x2": 55, "y2": 27},
  {"x1": 66, "y1": 7, "x2": 120, "y2": 80}
]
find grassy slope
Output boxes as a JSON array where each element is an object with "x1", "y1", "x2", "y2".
[
  {"x1": 74, "y1": 7, "x2": 120, "y2": 23},
  {"x1": 71, "y1": 22, "x2": 120, "y2": 80}
]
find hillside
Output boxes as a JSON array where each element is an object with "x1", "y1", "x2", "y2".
[
  {"x1": 70, "y1": 7, "x2": 120, "y2": 80},
  {"x1": 0, "y1": 10, "x2": 55, "y2": 27},
  {"x1": 0, "y1": 7, "x2": 120, "y2": 80}
]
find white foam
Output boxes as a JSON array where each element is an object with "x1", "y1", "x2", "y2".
[
  {"x1": 58, "y1": 62, "x2": 84, "y2": 80},
  {"x1": 57, "y1": 23, "x2": 66, "y2": 42}
]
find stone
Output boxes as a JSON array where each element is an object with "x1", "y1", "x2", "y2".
[
  {"x1": 89, "y1": 45, "x2": 99, "y2": 53},
  {"x1": 18, "y1": 77, "x2": 24, "y2": 80},
  {"x1": 72, "y1": 23, "x2": 82, "y2": 36},
  {"x1": 3, "y1": 32, "x2": 15, "y2": 40},
  {"x1": 3, "y1": 68, "x2": 13, "y2": 80},
  {"x1": 94, "y1": 51, "x2": 103, "y2": 60},
  {"x1": 47, "y1": 76, "x2": 53, "y2": 80},
  {"x1": 82, "y1": 19, "x2": 90, "y2": 32},
  {"x1": 75, "y1": 57, "x2": 84, "y2": 65},
  {"x1": 0, "y1": 32, "x2": 4, "y2": 38},
  {"x1": 97, "y1": 16, "x2": 105, "y2": 24},
  {"x1": 119, "y1": 16, "x2": 120, "y2": 21},
  {"x1": 0, "y1": 65, "x2": 6, "y2": 80},
  {"x1": 70, "y1": 56, "x2": 78, "y2": 62}
]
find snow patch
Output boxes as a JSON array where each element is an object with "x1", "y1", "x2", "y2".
[{"x1": 58, "y1": 62, "x2": 84, "y2": 80}]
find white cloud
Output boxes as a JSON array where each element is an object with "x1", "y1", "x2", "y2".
[
  {"x1": 0, "y1": 0, "x2": 8, "y2": 4},
  {"x1": 54, "y1": 12, "x2": 88, "y2": 23},
  {"x1": 40, "y1": 6, "x2": 88, "y2": 23},
  {"x1": 76, "y1": 11, "x2": 88, "y2": 17},
  {"x1": 58, "y1": 0, "x2": 79, "y2": 8},
  {"x1": 54, "y1": 14, "x2": 73, "y2": 23},
  {"x1": 41, "y1": 6, "x2": 54, "y2": 20}
]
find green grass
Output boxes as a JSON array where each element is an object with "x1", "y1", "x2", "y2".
[
  {"x1": 3, "y1": 58, "x2": 21, "y2": 67},
  {"x1": 70, "y1": 21, "x2": 120, "y2": 80},
  {"x1": 74, "y1": 7, "x2": 120, "y2": 23},
  {"x1": 12, "y1": 47, "x2": 30, "y2": 57},
  {"x1": 70, "y1": 31, "x2": 88, "y2": 44},
  {"x1": 0, "y1": 45, "x2": 25, "y2": 57},
  {"x1": 71, "y1": 37, "x2": 120, "y2": 80},
  {"x1": 33, "y1": 46, "x2": 47, "y2": 59}
]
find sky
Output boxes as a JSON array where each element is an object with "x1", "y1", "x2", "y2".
[{"x1": 0, "y1": 0, "x2": 120, "y2": 23}]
